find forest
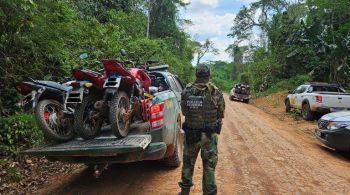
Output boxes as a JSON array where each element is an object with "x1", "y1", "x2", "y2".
[
  {"x1": 1, "y1": 0, "x2": 350, "y2": 156},
  {"x1": 226, "y1": 0, "x2": 350, "y2": 92},
  {"x1": 0, "y1": 0, "x2": 198, "y2": 157}
]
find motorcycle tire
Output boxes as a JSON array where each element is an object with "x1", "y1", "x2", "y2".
[
  {"x1": 110, "y1": 91, "x2": 131, "y2": 138},
  {"x1": 74, "y1": 94, "x2": 103, "y2": 140},
  {"x1": 35, "y1": 99, "x2": 74, "y2": 143}
]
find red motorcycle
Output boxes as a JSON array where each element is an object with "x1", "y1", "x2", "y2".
[{"x1": 72, "y1": 54, "x2": 152, "y2": 139}]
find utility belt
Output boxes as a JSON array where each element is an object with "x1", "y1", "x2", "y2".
[{"x1": 182, "y1": 121, "x2": 222, "y2": 144}]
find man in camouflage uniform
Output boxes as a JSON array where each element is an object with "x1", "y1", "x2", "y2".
[{"x1": 178, "y1": 64, "x2": 225, "y2": 195}]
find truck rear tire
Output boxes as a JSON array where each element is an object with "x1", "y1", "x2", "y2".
[
  {"x1": 302, "y1": 103, "x2": 314, "y2": 121},
  {"x1": 163, "y1": 117, "x2": 183, "y2": 167},
  {"x1": 244, "y1": 99, "x2": 250, "y2": 104}
]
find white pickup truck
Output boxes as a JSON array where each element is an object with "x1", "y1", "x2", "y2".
[{"x1": 285, "y1": 83, "x2": 350, "y2": 120}]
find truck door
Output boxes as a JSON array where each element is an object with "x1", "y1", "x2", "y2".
[{"x1": 293, "y1": 85, "x2": 308, "y2": 109}]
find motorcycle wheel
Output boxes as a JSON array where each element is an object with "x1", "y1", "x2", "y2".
[
  {"x1": 35, "y1": 99, "x2": 74, "y2": 143},
  {"x1": 74, "y1": 95, "x2": 103, "y2": 140},
  {"x1": 110, "y1": 91, "x2": 131, "y2": 138}
]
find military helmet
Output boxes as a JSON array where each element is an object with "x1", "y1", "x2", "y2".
[{"x1": 195, "y1": 64, "x2": 210, "y2": 78}]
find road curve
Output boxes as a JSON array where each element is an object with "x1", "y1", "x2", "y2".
[{"x1": 38, "y1": 95, "x2": 350, "y2": 195}]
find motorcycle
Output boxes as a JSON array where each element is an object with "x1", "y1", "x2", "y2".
[
  {"x1": 15, "y1": 78, "x2": 75, "y2": 143},
  {"x1": 72, "y1": 50, "x2": 153, "y2": 139}
]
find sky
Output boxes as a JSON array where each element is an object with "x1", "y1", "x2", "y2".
[{"x1": 180, "y1": 0, "x2": 258, "y2": 64}]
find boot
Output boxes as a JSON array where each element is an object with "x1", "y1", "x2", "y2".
[{"x1": 178, "y1": 188, "x2": 190, "y2": 195}]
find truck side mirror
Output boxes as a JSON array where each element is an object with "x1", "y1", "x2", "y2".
[{"x1": 288, "y1": 90, "x2": 293, "y2": 94}]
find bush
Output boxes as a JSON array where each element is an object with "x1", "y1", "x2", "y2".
[
  {"x1": 0, "y1": 113, "x2": 43, "y2": 158},
  {"x1": 257, "y1": 74, "x2": 311, "y2": 97}
]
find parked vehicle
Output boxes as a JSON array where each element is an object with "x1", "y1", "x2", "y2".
[
  {"x1": 315, "y1": 111, "x2": 350, "y2": 151},
  {"x1": 285, "y1": 83, "x2": 350, "y2": 121},
  {"x1": 230, "y1": 84, "x2": 250, "y2": 103},
  {"x1": 24, "y1": 65, "x2": 184, "y2": 177},
  {"x1": 15, "y1": 79, "x2": 75, "y2": 142}
]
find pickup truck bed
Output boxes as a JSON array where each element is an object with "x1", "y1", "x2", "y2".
[{"x1": 23, "y1": 122, "x2": 167, "y2": 164}]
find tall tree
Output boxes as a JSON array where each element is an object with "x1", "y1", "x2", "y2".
[{"x1": 194, "y1": 39, "x2": 218, "y2": 65}]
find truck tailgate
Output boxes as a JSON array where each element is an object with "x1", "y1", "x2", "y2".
[
  {"x1": 23, "y1": 135, "x2": 152, "y2": 157},
  {"x1": 319, "y1": 93, "x2": 350, "y2": 109}
]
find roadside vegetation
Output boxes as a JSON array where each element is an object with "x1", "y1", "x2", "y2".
[
  {"x1": 0, "y1": 0, "x2": 196, "y2": 193},
  {"x1": 0, "y1": 0, "x2": 196, "y2": 155},
  {"x1": 226, "y1": 0, "x2": 350, "y2": 94}
]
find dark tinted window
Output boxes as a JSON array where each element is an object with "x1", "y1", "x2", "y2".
[{"x1": 310, "y1": 86, "x2": 340, "y2": 92}]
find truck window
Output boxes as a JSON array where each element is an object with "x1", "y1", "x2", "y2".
[
  {"x1": 167, "y1": 76, "x2": 180, "y2": 92},
  {"x1": 172, "y1": 76, "x2": 184, "y2": 92},
  {"x1": 311, "y1": 86, "x2": 341, "y2": 92},
  {"x1": 294, "y1": 85, "x2": 307, "y2": 94}
]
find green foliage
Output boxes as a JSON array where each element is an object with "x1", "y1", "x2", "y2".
[
  {"x1": 6, "y1": 166, "x2": 22, "y2": 182},
  {"x1": 209, "y1": 61, "x2": 233, "y2": 92},
  {"x1": 0, "y1": 0, "x2": 195, "y2": 116},
  {"x1": 257, "y1": 74, "x2": 311, "y2": 97},
  {"x1": 289, "y1": 109, "x2": 302, "y2": 121},
  {"x1": 0, "y1": 113, "x2": 43, "y2": 157},
  {"x1": 229, "y1": 0, "x2": 350, "y2": 95}
]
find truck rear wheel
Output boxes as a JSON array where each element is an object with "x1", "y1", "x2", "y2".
[
  {"x1": 163, "y1": 117, "x2": 183, "y2": 167},
  {"x1": 302, "y1": 103, "x2": 314, "y2": 121}
]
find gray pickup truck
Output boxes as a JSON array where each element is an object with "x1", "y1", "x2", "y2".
[{"x1": 24, "y1": 65, "x2": 185, "y2": 177}]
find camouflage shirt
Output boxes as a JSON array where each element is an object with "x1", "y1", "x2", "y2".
[{"x1": 181, "y1": 82, "x2": 225, "y2": 128}]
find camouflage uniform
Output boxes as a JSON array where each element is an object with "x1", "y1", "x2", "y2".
[{"x1": 179, "y1": 65, "x2": 225, "y2": 195}]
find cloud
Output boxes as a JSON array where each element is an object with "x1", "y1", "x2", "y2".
[
  {"x1": 180, "y1": 0, "x2": 260, "y2": 62},
  {"x1": 234, "y1": 0, "x2": 259, "y2": 3},
  {"x1": 183, "y1": 11, "x2": 235, "y2": 37},
  {"x1": 184, "y1": 0, "x2": 219, "y2": 8}
]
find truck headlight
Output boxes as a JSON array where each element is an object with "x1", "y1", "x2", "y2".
[{"x1": 327, "y1": 122, "x2": 350, "y2": 130}]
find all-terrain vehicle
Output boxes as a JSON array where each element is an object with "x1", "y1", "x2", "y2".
[{"x1": 230, "y1": 84, "x2": 251, "y2": 103}]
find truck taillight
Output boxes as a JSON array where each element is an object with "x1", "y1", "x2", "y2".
[
  {"x1": 316, "y1": 95, "x2": 323, "y2": 103},
  {"x1": 150, "y1": 102, "x2": 165, "y2": 129}
]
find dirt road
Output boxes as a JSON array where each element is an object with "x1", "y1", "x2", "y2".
[{"x1": 39, "y1": 95, "x2": 350, "y2": 194}]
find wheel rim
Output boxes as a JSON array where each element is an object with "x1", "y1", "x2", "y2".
[
  {"x1": 43, "y1": 103, "x2": 70, "y2": 136},
  {"x1": 116, "y1": 96, "x2": 129, "y2": 136}
]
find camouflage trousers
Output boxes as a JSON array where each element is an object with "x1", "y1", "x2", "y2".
[{"x1": 179, "y1": 132, "x2": 218, "y2": 195}]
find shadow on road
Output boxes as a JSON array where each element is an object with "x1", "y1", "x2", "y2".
[
  {"x1": 316, "y1": 144, "x2": 350, "y2": 161},
  {"x1": 44, "y1": 161, "x2": 179, "y2": 195}
]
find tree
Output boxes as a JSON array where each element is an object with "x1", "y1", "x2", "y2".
[
  {"x1": 226, "y1": 44, "x2": 247, "y2": 80},
  {"x1": 194, "y1": 39, "x2": 218, "y2": 65}
]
